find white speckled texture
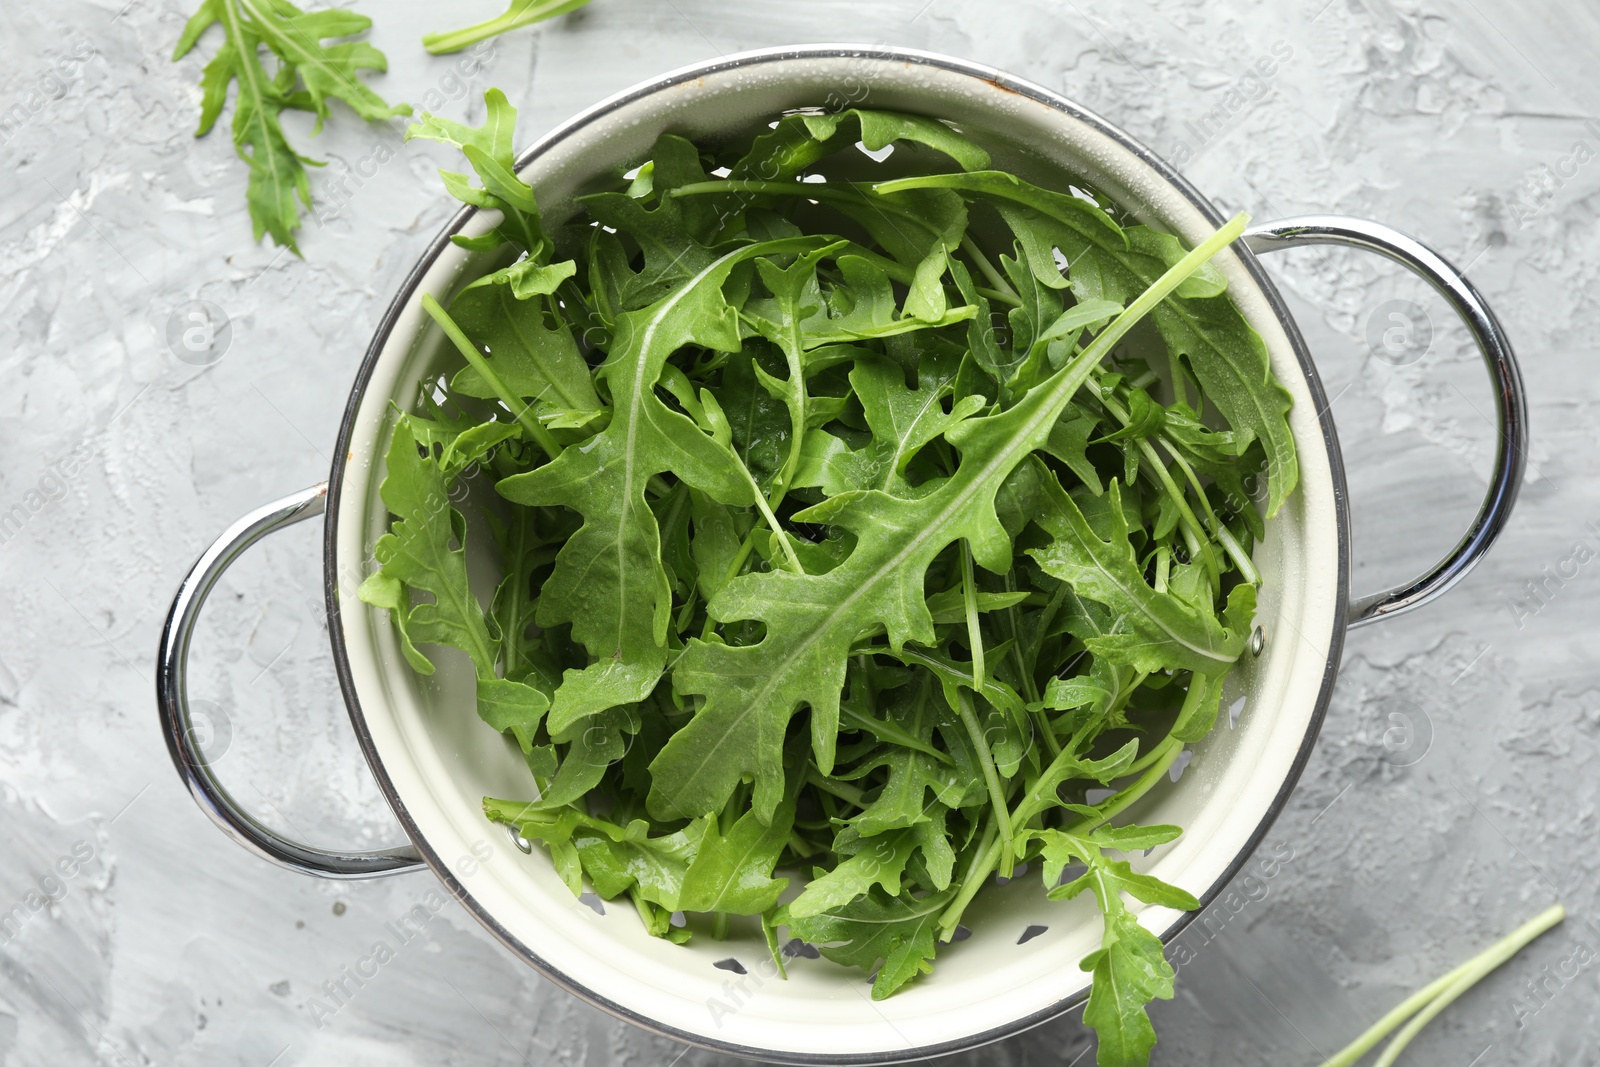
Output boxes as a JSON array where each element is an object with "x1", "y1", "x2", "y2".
[{"x1": 0, "y1": 1, "x2": 1594, "y2": 1065}]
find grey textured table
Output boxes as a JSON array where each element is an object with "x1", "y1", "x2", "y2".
[{"x1": 2, "y1": 0, "x2": 1595, "y2": 1064}]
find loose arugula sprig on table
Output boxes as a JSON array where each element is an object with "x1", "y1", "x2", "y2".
[
  {"x1": 360, "y1": 91, "x2": 1297, "y2": 1067},
  {"x1": 173, "y1": 0, "x2": 410, "y2": 253},
  {"x1": 173, "y1": 0, "x2": 601, "y2": 252},
  {"x1": 423, "y1": 0, "x2": 597, "y2": 55}
]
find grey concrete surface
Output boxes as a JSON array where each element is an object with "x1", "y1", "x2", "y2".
[{"x1": 1, "y1": 0, "x2": 1596, "y2": 1064}]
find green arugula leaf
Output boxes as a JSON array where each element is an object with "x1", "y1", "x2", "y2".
[
  {"x1": 732, "y1": 109, "x2": 990, "y2": 181},
  {"x1": 795, "y1": 355, "x2": 985, "y2": 497},
  {"x1": 1029, "y1": 824, "x2": 1199, "y2": 1067},
  {"x1": 359, "y1": 418, "x2": 496, "y2": 678},
  {"x1": 787, "y1": 816, "x2": 955, "y2": 920},
  {"x1": 676, "y1": 797, "x2": 797, "y2": 916},
  {"x1": 780, "y1": 886, "x2": 957, "y2": 1000},
  {"x1": 1030, "y1": 479, "x2": 1255, "y2": 675},
  {"x1": 174, "y1": 0, "x2": 409, "y2": 253},
  {"x1": 406, "y1": 88, "x2": 546, "y2": 254},
  {"x1": 485, "y1": 798, "x2": 699, "y2": 910},
  {"x1": 445, "y1": 265, "x2": 601, "y2": 426}
]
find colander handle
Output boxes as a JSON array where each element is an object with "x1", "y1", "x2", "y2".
[
  {"x1": 156, "y1": 483, "x2": 427, "y2": 879},
  {"x1": 1241, "y1": 215, "x2": 1527, "y2": 628}
]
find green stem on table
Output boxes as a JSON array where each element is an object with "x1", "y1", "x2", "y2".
[
  {"x1": 421, "y1": 0, "x2": 593, "y2": 55},
  {"x1": 1315, "y1": 904, "x2": 1566, "y2": 1067}
]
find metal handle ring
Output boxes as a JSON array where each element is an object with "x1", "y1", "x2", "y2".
[
  {"x1": 156, "y1": 483, "x2": 425, "y2": 879},
  {"x1": 1243, "y1": 215, "x2": 1527, "y2": 628}
]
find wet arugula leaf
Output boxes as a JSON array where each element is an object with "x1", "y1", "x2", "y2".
[
  {"x1": 361, "y1": 92, "x2": 1299, "y2": 1067},
  {"x1": 779, "y1": 886, "x2": 958, "y2": 1000}
]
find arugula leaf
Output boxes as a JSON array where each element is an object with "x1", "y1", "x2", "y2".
[
  {"x1": 732, "y1": 109, "x2": 990, "y2": 181},
  {"x1": 677, "y1": 799, "x2": 796, "y2": 916},
  {"x1": 1029, "y1": 824, "x2": 1199, "y2": 1066},
  {"x1": 406, "y1": 88, "x2": 546, "y2": 255},
  {"x1": 359, "y1": 419, "x2": 496, "y2": 679},
  {"x1": 1030, "y1": 479, "x2": 1255, "y2": 676},
  {"x1": 795, "y1": 355, "x2": 985, "y2": 497},
  {"x1": 787, "y1": 817, "x2": 955, "y2": 919},
  {"x1": 446, "y1": 267, "x2": 601, "y2": 426},
  {"x1": 174, "y1": 0, "x2": 409, "y2": 253},
  {"x1": 780, "y1": 886, "x2": 957, "y2": 1000},
  {"x1": 485, "y1": 797, "x2": 698, "y2": 909}
]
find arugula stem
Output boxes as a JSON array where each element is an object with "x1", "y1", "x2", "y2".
[
  {"x1": 786, "y1": 831, "x2": 820, "y2": 858},
  {"x1": 1091, "y1": 381, "x2": 1218, "y2": 579},
  {"x1": 959, "y1": 234, "x2": 1019, "y2": 302},
  {"x1": 421, "y1": 294, "x2": 564, "y2": 461},
  {"x1": 1074, "y1": 738, "x2": 1184, "y2": 832},
  {"x1": 975, "y1": 285, "x2": 1023, "y2": 308},
  {"x1": 1000, "y1": 573, "x2": 1041, "y2": 707},
  {"x1": 1160, "y1": 439, "x2": 1261, "y2": 585},
  {"x1": 1214, "y1": 524, "x2": 1259, "y2": 586},
  {"x1": 762, "y1": 912, "x2": 790, "y2": 979},
  {"x1": 1010, "y1": 737, "x2": 1089, "y2": 830},
  {"x1": 938, "y1": 823, "x2": 1001, "y2": 940},
  {"x1": 498, "y1": 509, "x2": 532, "y2": 678},
  {"x1": 1120, "y1": 732, "x2": 1181, "y2": 778},
  {"x1": 1159, "y1": 439, "x2": 1224, "y2": 531},
  {"x1": 954, "y1": 689, "x2": 1015, "y2": 878},
  {"x1": 746, "y1": 476, "x2": 806, "y2": 575},
  {"x1": 804, "y1": 769, "x2": 867, "y2": 808},
  {"x1": 960, "y1": 542, "x2": 986, "y2": 692},
  {"x1": 1314, "y1": 904, "x2": 1565, "y2": 1067},
  {"x1": 422, "y1": 0, "x2": 594, "y2": 55},
  {"x1": 1007, "y1": 645, "x2": 1060, "y2": 762}
]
